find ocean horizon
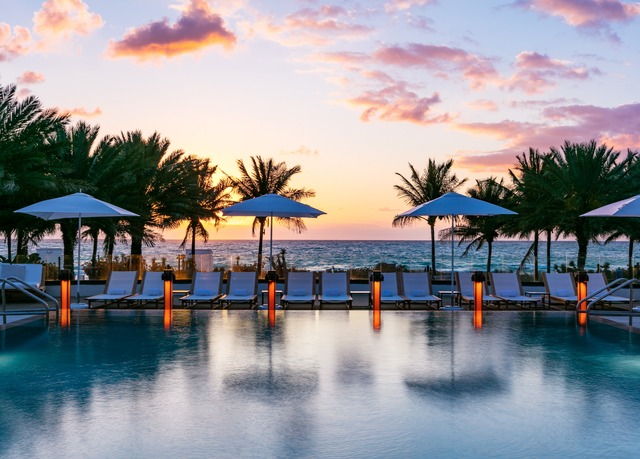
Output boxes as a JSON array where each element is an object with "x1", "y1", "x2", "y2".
[{"x1": 3, "y1": 238, "x2": 638, "y2": 275}]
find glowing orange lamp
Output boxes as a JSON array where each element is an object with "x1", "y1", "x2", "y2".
[
  {"x1": 59, "y1": 269, "x2": 72, "y2": 328},
  {"x1": 162, "y1": 268, "x2": 175, "y2": 329},
  {"x1": 472, "y1": 271, "x2": 484, "y2": 329},
  {"x1": 371, "y1": 271, "x2": 383, "y2": 331},
  {"x1": 266, "y1": 270, "x2": 278, "y2": 327},
  {"x1": 576, "y1": 271, "x2": 589, "y2": 326}
]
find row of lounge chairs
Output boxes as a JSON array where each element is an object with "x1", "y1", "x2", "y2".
[{"x1": 77, "y1": 268, "x2": 633, "y2": 310}]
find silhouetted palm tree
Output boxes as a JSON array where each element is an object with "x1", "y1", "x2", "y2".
[
  {"x1": 227, "y1": 156, "x2": 315, "y2": 273},
  {"x1": 540, "y1": 140, "x2": 631, "y2": 270},
  {"x1": 455, "y1": 177, "x2": 512, "y2": 273},
  {"x1": 393, "y1": 159, "x2": 467, "y2": 273}
]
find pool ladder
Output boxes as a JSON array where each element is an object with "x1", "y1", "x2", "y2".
[
  {"x1": 576, "y1": 277, "x2": 640, "y2": 326},
  {"x1": 0, "y1": 277, "x2": 59, "y2": 326}
]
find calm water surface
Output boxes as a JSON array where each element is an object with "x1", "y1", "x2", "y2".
[{"x1": 1, "y1": 311, "x2": 639, "y2": 458}]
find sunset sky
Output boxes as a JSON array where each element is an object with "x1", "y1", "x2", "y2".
[{"x1": 2, "y1": 0, "x2": 640, "y2": 241}]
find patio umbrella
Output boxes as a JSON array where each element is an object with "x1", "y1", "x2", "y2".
[
  {"x1": 395, "y1": 192, "x2": 516, "y2": 305},
  {"x1": 581, "y1": 195, "x2": 640, "y2": 217},
  {"x1": 222, "y1": 194, "x2": 326, "y2": 270},
  {"x1": 15, "y1": 192, "x2": 138, "y2": 307}
]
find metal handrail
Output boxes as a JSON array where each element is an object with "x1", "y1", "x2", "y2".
[
  {"x1": 1, "y1": 277, "x2": 60, "y2": 325},
  {"x1": 576, "y1": 277, "x2": 640, "y2": 326}
]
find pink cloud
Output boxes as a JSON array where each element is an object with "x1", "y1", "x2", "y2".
[
  {"x1": 503, "y1": 51, "x2": 599, "y2": 93},
  {"x1": 60, "y1": 107, "x2": 102, "y2": 118},
  {"x1": 107, "y1": 0, "x2": 236, "y2": 60},
  {"x1": 348, "y1": 78, "x2": 451, "y2": 125},
  {"x1": 517, "y1": 0, "x2": 640, "y2": 40},
  {"x1": 467, "y1": 99, "x2": 499, "y2": 111},
  {"x1": 0, "y1": 24, "x2": 31, "y2": 61},
  {"x1": 260, "y1": 5, "x2": 372, "y2": 46},
  {"x1": 454, "y1": 102, "x2": 640, "y2": 170},
  {"x1": 384, "y1": 0, "x2": 436, "y2": 12},
  {"x1": 373, "y1": 43, "x2": 500, "y2": 89},
  {"x1": 17, "y1": 71, "x2": 45, "y2": 84},
  {"x1": 33, "y1": 0, "x2": 104, "y2": 39}
]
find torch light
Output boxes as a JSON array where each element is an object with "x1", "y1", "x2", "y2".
[
  {"x1": 266, "y1": 270, "x2": 278, "y2": 326},
  {"x1": 472, "y1": 271, "x2": 485, "y2": 329},
  {"x1": 576, "y1": 271, "x2": 589, "y2": 327},
  {"x1": 162, "y1": 268, "x2": 175, "y2": 329},
  {"x1": 370, "y1": 271, "x2": 384, "y2": 312},
  {"x1": 59, "y1": 269, "x2": 72, "y2": 327}
]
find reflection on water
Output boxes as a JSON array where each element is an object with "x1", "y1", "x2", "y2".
[{"x1": 1, "y1": 310, "x2": 640, "y2": 458}]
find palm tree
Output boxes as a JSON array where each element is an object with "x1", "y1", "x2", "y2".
[
  {"x1": 392, "y1": 159, "x2": 467, "y2": 273},
  {"x1": 540, "y1": 140, "x2": 631, "y2": 270},
  {"x1": 227, "y1": 156, "x2": 315, "y2": 273},
  {"x1": 0, "y1": 83, "x2": 68, "y2": 260},
  {"x1": 506, "y1": 148, "x2": 557, "y2": 279},
  {"x1": 455, "y1": 177, "x2": 512, "y2": 272},
  {"x1": 179, "y1": 157, "x2": 233, "y2": 274}
]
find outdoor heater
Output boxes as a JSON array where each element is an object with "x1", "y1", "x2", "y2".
[
  {"x1": 472, "y1": 271, "x2": 484, "y2": 329},
  {"x1": 576, "y1": 271, "x2": 589, "y2": 326},
  {"x1": 59, "y1": 269, "x2": 72, "y2": 327},
  {"x1": 162, "y1": 268, "x2": 175, "y2": 329}
]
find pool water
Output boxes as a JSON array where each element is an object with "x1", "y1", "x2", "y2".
[{"x1": 1, "y1": 310, "x2": 640, "y2": 458}]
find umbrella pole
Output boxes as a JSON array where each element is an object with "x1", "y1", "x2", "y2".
[
  {"x1": 77, "y1": 215, "x2": 82, "y2": 304},
  {"x1": 269, "y1": 213, "x2": 273, "y2": 271},
  {"x1": 451, "y1": 216, "x2": 455, "y2": 306}
]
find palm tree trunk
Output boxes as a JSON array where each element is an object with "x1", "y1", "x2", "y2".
[
  {"x1": 60, "y1": 221, "x2": 77, "y2": 273},
  {"x1": 546, "y1": 229, "x2": 552, "y2": 273},
  {"x1": 190, "y1": 223, "x2": 197, "y2": 276},
  {"x1": 533, "y1": 231, "x2": 539, "y2": 281},
  {"x1": 486, "y1": 240, "x2": 493, "y2": 273},
  {"x1": 577, "y1": 237, "x2": 588, "y2": 271},
  {"x1": 4, "y1": 230, "x2": 12, "y2": 262},
  {"x1": 429, "y1": 222, "x2": 436, "y2": 273}
]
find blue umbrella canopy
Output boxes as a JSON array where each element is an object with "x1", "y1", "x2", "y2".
[
  {"x1": 396, "y1": 192, "x2": 516, "y2": 306},
  {"x1": 581, "y1": 195, "x2": 640, "y2": 218},
  {"x1": 222, "y1": 194, "x2": 326, "y2": 270}
]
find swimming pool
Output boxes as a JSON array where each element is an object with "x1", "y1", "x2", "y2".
[{"x1": 1, "y1": 310, "x2": 639, "y2": 458}]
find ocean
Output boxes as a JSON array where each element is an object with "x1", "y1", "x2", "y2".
[{"x1": 3, "y1": 239, "x2": 637, "y2": 275}]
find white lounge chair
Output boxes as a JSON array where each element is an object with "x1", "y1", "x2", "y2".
[
  {"x1": 87, "y1": 271, "x2": 138, "y2": 308},
  {"x1": 0, "y1": 263, "x2": 45, "y2": 291},
  {"x1": 318, "y1": 271, "x2": 352, "y2": 309},
  {"x1": 456, "y1": 271, "x2": 502, "y2": 309},
  {"x1": 489, "y1": 272, "x2": 540, "y2": 308},
  {"x1": 587, "y1": 272, "x2": 630, "y2": 308},
  {"x1": 542, "y1": 272, "x2": 578, "y2": 309},
  {"x1": 370, "y1": 272, "x2": 406, "y2": 308},
  {"x1": 126, "y1": 271, "x2": 165, "y2": 308},
  {"x1": 398, "y1": 272, "x2": 441, "y2": 309},
  {"x1": 219, "y1": 271, "x2": 258, "y2": 308},
  {"x1": 281, "y1": 271, "x2": 316, "y2": 308},
  {"x1": 180, "y1": 271, "x2": 225, "y2": 308}
]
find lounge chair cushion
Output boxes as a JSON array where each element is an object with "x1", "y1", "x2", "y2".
[
  {"x1": 3, "y1": 264, "x2": 26, "y2": 280},
  {"x1": 410, "y1": 290, "x2": 427, "y2": 297},
  {"x1": 498, "y1": 290, "x2": 517, "y2": 297},
  {"x1": 232, "y1": 289, "x2": 249, "y2": 296},
  {"x1": 554, "y1": 289, "x2": 572, "y2": 297},
  {"x1": 107, "y1": 288, "x2": 127, "y2": 295},
  {"x1": 291, "y1": 289, "x2": 307, "y2": 296},
  {"x1": 325, "y1": 288, "x2": 341, "y2": 296},
  {"x1": 382, "y1": 289, "x2": 393, "y2": 297},
  {"x1": 195, "y1": 289, "x2": 215, "y2": 296},
  {"x1": 145, "y1": 289, "x2": 162, "y2": 296}
]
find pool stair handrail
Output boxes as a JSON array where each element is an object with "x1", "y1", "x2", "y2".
[
  {"x1": 577, "y1": 277, "x2": 640, "y2": 327},
  {"x1": 1, "y1": 276, "x2": 59, "y2": 325}
]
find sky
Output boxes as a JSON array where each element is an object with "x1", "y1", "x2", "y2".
[{"x1": 2, "y1": 0, "x2": 640, "y2": 241}]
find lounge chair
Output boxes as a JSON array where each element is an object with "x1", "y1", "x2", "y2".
[
  {"x1": 489, "y1": 272, "x2": 540, "y2": 308},
  {"x1": 281, "y1": 271, "x2": 316, "y2": 308},
  {"x1": 219, "y1": 271, "x2": 258, "y2": 309},
  {"x1": 126, "y1": 271, "x2": 165, "y2": 308},
  {"x1": 318, "y1": 271, "x2": 352, "y2": 309},
  {"x1": 542, "y1": 272, "x2": 578, "y2": 309},
  {"x1": 87, "y1": 271, "x2": 138, "y2": 308},
  {"x1": 456, "y1": 271, "x2": 502, "y2": 309},
  {"x1": 369, "y1": 272, "x2": 406, "y2": 308},
  {"x1": 0, "y1": 263, "x2": 45, "y2": 291},
  {"x1": 398, "y1": 271, "x2": 441, "y2": 309},
  {"x1": 180, "y1": 271, "x2": 225, "y2": 308},
  {"x1": 587, "y1": 272, "x2": 630, "y2": 308}
]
